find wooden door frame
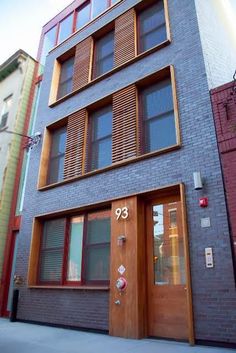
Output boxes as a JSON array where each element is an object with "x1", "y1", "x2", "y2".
[{"x1": 143, "y1": 184, "x2": 194, "y2": 344}]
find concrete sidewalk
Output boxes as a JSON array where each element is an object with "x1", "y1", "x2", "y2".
[{"x1": 0, "y1": 319, "x2": 234, "y2": 353}]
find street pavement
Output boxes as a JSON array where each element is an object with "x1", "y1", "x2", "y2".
[{"x1": 0, "y1": 318, "x2": 235, "y2": 353}]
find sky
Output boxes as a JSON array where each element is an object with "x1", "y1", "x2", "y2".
[{"x1": 0, "y1": 0, "x2": 72, "y2": 64}]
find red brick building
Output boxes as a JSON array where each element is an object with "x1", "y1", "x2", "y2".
[{"x1": 211, "y1": 78, "x2": 236, "y2": 266}]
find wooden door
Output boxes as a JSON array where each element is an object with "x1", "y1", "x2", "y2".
[{"x1": 146, "y1": 194, "x2": 189, "y2": 340}]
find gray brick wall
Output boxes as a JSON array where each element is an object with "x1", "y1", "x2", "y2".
[{"x1": 15, "y1": 0, "x2": 236, "y2": 343}]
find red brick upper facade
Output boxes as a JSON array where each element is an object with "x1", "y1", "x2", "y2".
[{"x1": 211, "y1": 79, "x2": 236, "y2": 261}]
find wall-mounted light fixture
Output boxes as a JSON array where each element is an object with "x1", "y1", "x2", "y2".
[
  {"x1": 193, "y1": 171, "x2": 203, "y2": 190},
  {"x1": 0, "y1": 126, "x2": 41, "y2": 150}
]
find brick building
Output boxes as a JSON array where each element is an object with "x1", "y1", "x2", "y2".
[
  {"x1": 211, "y1": 79, "x2": 236, "y2": 272},
  {"x1": 11, "y1": 0, "x2": 236, "y2": 347},
  {"x1": 0, "y1": 50, "x2": 37, "y2": 316}
]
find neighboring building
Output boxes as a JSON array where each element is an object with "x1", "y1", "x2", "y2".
[
  {"x1": 12, "y1": 0, "x2": 236, "y2": 347},
  {"x1": 0, "y1": 50, "x2": 37, "y2": 316},
  {"x1": 211, "y1": 78, "x2": 236, "y2": 271}
]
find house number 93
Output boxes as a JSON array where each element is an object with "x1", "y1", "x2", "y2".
[{"x1": 115, "y1": 207, "x2": 129, "y2": 220}]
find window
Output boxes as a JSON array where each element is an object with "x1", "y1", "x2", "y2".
[
  {"x1": 76, "y1": 2, "x2": 91, "y2": 30},
  {"x1": 40, "y1": 26, "x2": 57, "y2": 65},
  {"x1": 47, "y1": 126, "x2": 67, "y2": 184},
  {"x1": 0, "y1": 95, "x2": 12, "y2": 129},
  {"x1": 138, "y1": 0, "x2": 166, "y2": 53},
  {"x1": 139, "y1": 78, "x2": 176, "y2": 153},
  {"x1": 58, "y1": 13, "x2": 73, "y2": 44},
  {"x1": 88, "y1": 105, "x2": 112, "y2": 171},
  {"x1": 38, "y1": 209, "x2": 111, "y2": 285},
  {"x1": 92, "y1": 0, "x2": 108, "y2": 18},
  {"x1": 57, "y1": 56, "x2": 74, "y2": 99},
  {"x1": 93, "y1": 31, "x2": 114, "y2": 78}
]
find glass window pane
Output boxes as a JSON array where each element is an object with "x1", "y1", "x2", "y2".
[
  {"x1": 67, "y1": 216, "x2": 84, "y2": 281},
  {"x1": 94, "y1": 31, "x2": 114, "y2": 77},
  {"x1": 85, "y1": 244, "x2": 110, "y2": 281},
  {"x1": 91, "y1": 137, "x2": 112, "y2": 170},
  {"x1": 87, "y1": 211, "x2": 111, "y2": 244},
  {"x1": 76, "y1": 2, "x2": 91, "y2": 30},
  {"x1": 92, "y1": 0, "x2": 108, "y2": 18},
  {"x1": 48, "y1": 126, "x2": 66, "y2": 184},
  {"x1": 141, "y1": 25, "x2": 166, "y2": 53},
  {"x1": 40, "y1": 26, "x2": 57, "y2": 65},
  {"x1": 139, "y1": 1, "x2": 166, "y2": 53},
  {"x1": 51, "y1": 127, "x2": 67, "y2": 157},
  {"x1": 152, "y1": 202, "x2": 186, "y2": 285},
  {"x1": 92, "y1": 106, "x2": 112, "y2": 140},
  {"x1": 145, "y1": 111, "x2": 176, "y2": 152},
  {"x1": 143, "y1": 79, "x2": 173, "y2": 119},
  {"x1": 111, "y1": 0, "x2": 119, "y2": 4},
  {"x1": 58, "y1": 13, "x2": 73, "y2": 44},
  {"x1": 48, "y1": 156, "x2": 65, "y2": 184},
  {"x1": 89, "y1": 105, "x2": 112, "y2": 171},
  {"x1": 57, "y1": 57, "x2": 74, "y2": 99}
]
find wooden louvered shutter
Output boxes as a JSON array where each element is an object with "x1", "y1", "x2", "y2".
[
  {"x1": 73, "y1": 37, "x2": 92, "y2": 91},
  {"x1": 64, "y1": 109, "x2": 86, "y2": 179},
  {"x1": 112, "y1": 85, "x2": 137, "y2": 163},
  {"x1": 114, "y1": 9, "x2": 136, "y2": 67}
]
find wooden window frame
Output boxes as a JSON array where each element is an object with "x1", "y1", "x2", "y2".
[
  {"x1": 86, "y1": 104, "x2": 113, "y2": 172},
  {"x1": 136, "y1": 0, "x2": 171, "y2": 55},
  {"x1": 29, "y1": 209, "x2": 111, "y2": 287},
  {"x1": 37, "y1": 118, "x2": 68, "y2": 189},
  {"x1": 49, "y1": 49, "x2": 75, "y2": 105},
  {"x1": 137, "y1": 65, "x2": 180, "y2": 156},
  {"x1": 92, "y1": 29, "x2": 115, "y2": 79}
]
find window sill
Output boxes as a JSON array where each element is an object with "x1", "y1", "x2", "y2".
[
  {"x1": 28, "y1": 285, "x2": 109, "y2": 290},
  {"x1": 49, "y1": 39, "x2": 171, "y2": 108},
  {"x1": 38, "y1": 144, "x2": 181, "y2": 191}
]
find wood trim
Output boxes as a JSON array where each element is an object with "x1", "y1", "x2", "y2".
[
  {"x1": 28, "y1": 218, "x2": 42, "y2": 286},
  {"x1": 110, "y1": 196, "x2": 145, "y2": 338},
  {"x1": 49, "y1": 59, "x2": 61, "y2": 105},
  {"x1": 180, "y1": 183, "x2": 195, "y2": 345},
  {"x1": 164, "y1": 0, "x2": 171, "y2": 42},
  {"x1": 170, "y1": 65, "x2": 181, "y2": 146},
  {"x1": 88, "y1": 37, "x2": 94, "y2": 82},
  {"x1": 37, "y1": 128, "x2": 52, "y2": 188},
  {"x1": 64, "y1": 109, "x2": 87, "y2": 179},
  {"x1": 112, "y1": 84, "x2": 137, "y2": 163},
  {"x1": 114, "y1": 8, "x2": 136, "y2": 67},
  {"x1": 72, "y1": 36, "x2": 93, "y2": 91}
]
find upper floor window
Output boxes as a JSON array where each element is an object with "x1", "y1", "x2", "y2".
[
  {"x1": 0, "y1": 95, "x2": 12, "y2": 129},
  {"x1": 57, "y1": 56, "x2": 74, "y2": 99},
  {"x1": 40, "y1": 26, "x2": 57, "y2": 66},
  {"x1": 93, "y1": 31, "x2": 114, "y2": 78},
  {"x1": 88, "y1": 105, "x2": 112, "y2": 171},
  {"x1": 38, "y1": 209, "x2": 111, "y2": 285},
  {"x1": 39, "y1": 0, "x2": 119, "y2": 65},
  {"x1": 92, "y1": 0, "x2": 108, "y2": 18},
  {"x1": 139, "y1": 78, "x2": 176, "y2": 153},
  {"x1": 138, "y1": 0, "x2": 166, "y2": 53},
  {"x1": 58, "y1": 13, "x2": 73, "y2": 44},
  {"x1": 76, "y1": 1, "x2": 91, "y2": 30},
  {"x1": 47, "y1": 126, "x2": 67, "y2": 184}
]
